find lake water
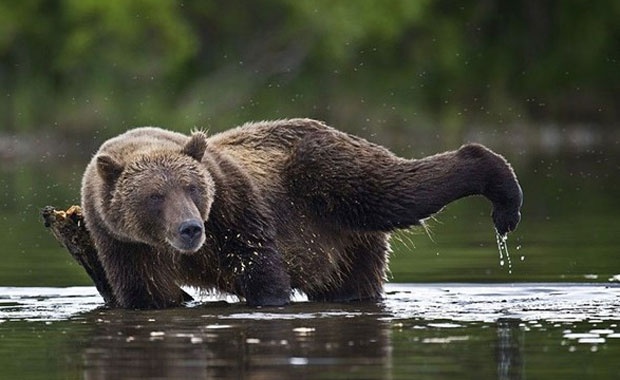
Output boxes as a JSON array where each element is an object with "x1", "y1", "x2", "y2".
[
  {"x1": 0, "y1": 141, "x2": 619, "y2": 378},
  {"x1": 0, "y1": 284, "x2": 619, "y2": 379}
]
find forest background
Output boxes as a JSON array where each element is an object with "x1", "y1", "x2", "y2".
[{"x1": 1, "y1": 0, "x2": 618, "y2": 152}]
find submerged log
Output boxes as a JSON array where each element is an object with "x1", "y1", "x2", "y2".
[
  {"x1": 41, "y1": 205, "x2": 194, "y2": 307},
  {"x1": 41, "y1": 205, "x2": 118, "y2": 306}
]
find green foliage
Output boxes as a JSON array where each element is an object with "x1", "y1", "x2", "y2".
[
  {"x1": 281, "y1": 0, "x2": 429, "y2": 62},
  {"x1": 59, "y1": 0, "x2": 196, "y2": 74},
  {"x1": 0, "y1": 0, "x2": 618, "y2": 135}
]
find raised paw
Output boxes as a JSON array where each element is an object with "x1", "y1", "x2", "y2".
[
  {"x1": 491, "y1": 179, "x2": 523, "y2": 236},
  {"x1": 492, "y1": 205, "x2": 521, "y2": 236}
]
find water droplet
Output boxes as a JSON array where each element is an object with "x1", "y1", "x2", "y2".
[{"x1": 495, "y1": 231, "x2": 513, "y2": 274}]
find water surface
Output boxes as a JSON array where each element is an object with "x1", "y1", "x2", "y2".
[
  {"x1": 1, "y1": 284, "x2": 619, "y2": 379},
  {"x1": 1, "y1": 142, "x2": 618, "y2": 379}
]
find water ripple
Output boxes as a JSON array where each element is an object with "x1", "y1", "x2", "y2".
[{"x1": 0, "y1": 283, "x2": 618, "y2": 323}]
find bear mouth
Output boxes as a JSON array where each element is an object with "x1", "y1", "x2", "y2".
[
  {"x1": 167, "y1": 234, "x2": 206, "y2": 254},
  {"x1": 167, "y1": 219, "x2": 206, "y2": 254}
]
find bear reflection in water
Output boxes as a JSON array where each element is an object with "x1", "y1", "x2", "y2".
[
  {"x1": 80, "y1": 305, "x2": 391, "y2": 379},
  {"x1": 78, "y1": 305, "x2": 524, "y2": 380},
  {"x1": 81, "y1": 118, "x2": 522, "y2": 309}
]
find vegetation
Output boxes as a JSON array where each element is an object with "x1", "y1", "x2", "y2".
[{"x1": 1, "y1": 0, "x2": 618, "y2": 137}]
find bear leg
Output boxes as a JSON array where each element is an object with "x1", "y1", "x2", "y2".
[
  {"x1": 231, "y1": 245, "x2": 292, "y2": 307},
  {"x1": 285, "y1": 131, "x2": 522, "y2": 235},
  {"x1": 96, "y1": 237, "x2": 190, "y2": 309}
]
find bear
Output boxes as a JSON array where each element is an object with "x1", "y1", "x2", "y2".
[{"x1": 81, "y1": 118, "x2": 522, "y2": 309}]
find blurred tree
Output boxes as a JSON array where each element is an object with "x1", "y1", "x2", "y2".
[{"x1": 0, "y1": 0, "x2": 617, "y2": 136}]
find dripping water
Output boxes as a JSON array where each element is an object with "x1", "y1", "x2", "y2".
[{"x1": 495, "y1": 231, "x2": 513, "y2": 274}]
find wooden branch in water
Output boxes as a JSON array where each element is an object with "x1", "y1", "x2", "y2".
[{"x1": 41, "y1": 205, "x2": 118, "y2": 307}]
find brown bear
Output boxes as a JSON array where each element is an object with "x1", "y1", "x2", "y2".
[{"x1": 81, "y1": 118, "x2": 522, "y2": 309}]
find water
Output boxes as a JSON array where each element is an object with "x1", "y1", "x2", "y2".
[
  {"x1": 1, "y1": 145, "x2": 619, "y2": 378},
  {"x1": 1, "y1": 284, "x2": 619, "y2": 379},
  {"x1": 495, "y1": 232, "x2": 513, "y2": 274}
]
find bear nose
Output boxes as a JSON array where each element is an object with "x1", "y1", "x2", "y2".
[{"x1": 179, "y1": 220, "x2": 203, "y2": 241}]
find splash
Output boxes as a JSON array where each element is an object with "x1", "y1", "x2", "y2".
[{"x1": 495, "y1": 231, "x2": 513, "y2": 274}]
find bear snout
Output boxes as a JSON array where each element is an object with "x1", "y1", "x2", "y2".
[
  {"x1": 180, "y1": 219, "x2": 203, "y2": 240},
  {"x1": 170, "y1": 219, "x2": 205, "y2": 253}
]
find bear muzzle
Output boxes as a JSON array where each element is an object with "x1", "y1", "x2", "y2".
[{"x1": 168, "y1": 219, "x2": 206, "y2": 253}]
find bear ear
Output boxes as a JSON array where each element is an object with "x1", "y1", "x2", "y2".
[
  {"x1": 97, "y1": 155, "x2": 124, "y2": 183},
  {"x1": 182, "y1": 131, "x2": 208, "y2": 162}
]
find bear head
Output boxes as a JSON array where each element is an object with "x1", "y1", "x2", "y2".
[{"x1": 95, "y1": 132, "x2": 215, "y2": 253}]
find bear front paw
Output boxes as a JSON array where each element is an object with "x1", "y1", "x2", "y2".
[
  {"x1": 242, "y1": 277, "x2": 291, "y2": 307},
  {"x1": 492, "y1": 204, "x2": 521, "y2": 236},
  {"x1": 246, "y1": 294, "x2": 291, "y2": 307},
  {"x1": 488, "y1": 167, "x2": 523, "y2": 236}
]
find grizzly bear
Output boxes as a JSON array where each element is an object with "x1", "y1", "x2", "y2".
[{"x1": 81, "y1": 118, "x2": 522, "y2": 309}]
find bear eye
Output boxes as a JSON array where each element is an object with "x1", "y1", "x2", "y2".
[
  {"x1": 186, "y1": 184, "x2": 199, "y2": 194},
  {"x1": 148, "y1": 193, "x2": 165, "y2": 203}
]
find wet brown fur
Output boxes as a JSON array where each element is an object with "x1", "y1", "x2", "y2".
[{"x1": 81, "y1": 119, "x2": 522, "y2": 309}]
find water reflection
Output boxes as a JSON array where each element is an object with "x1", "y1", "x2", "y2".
[
  {"x1": 1, "y1": 284, "x2": 620, "y2": 379},
  {"x1": 79, "y1": 302, "x2": 392, "y2": 379},
  {"x1": 75, "y1": 305, "x2": 531, "y2": 379},
  {"x1": 496, "y1": 319, "x2": 524, "y2": 380}
]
